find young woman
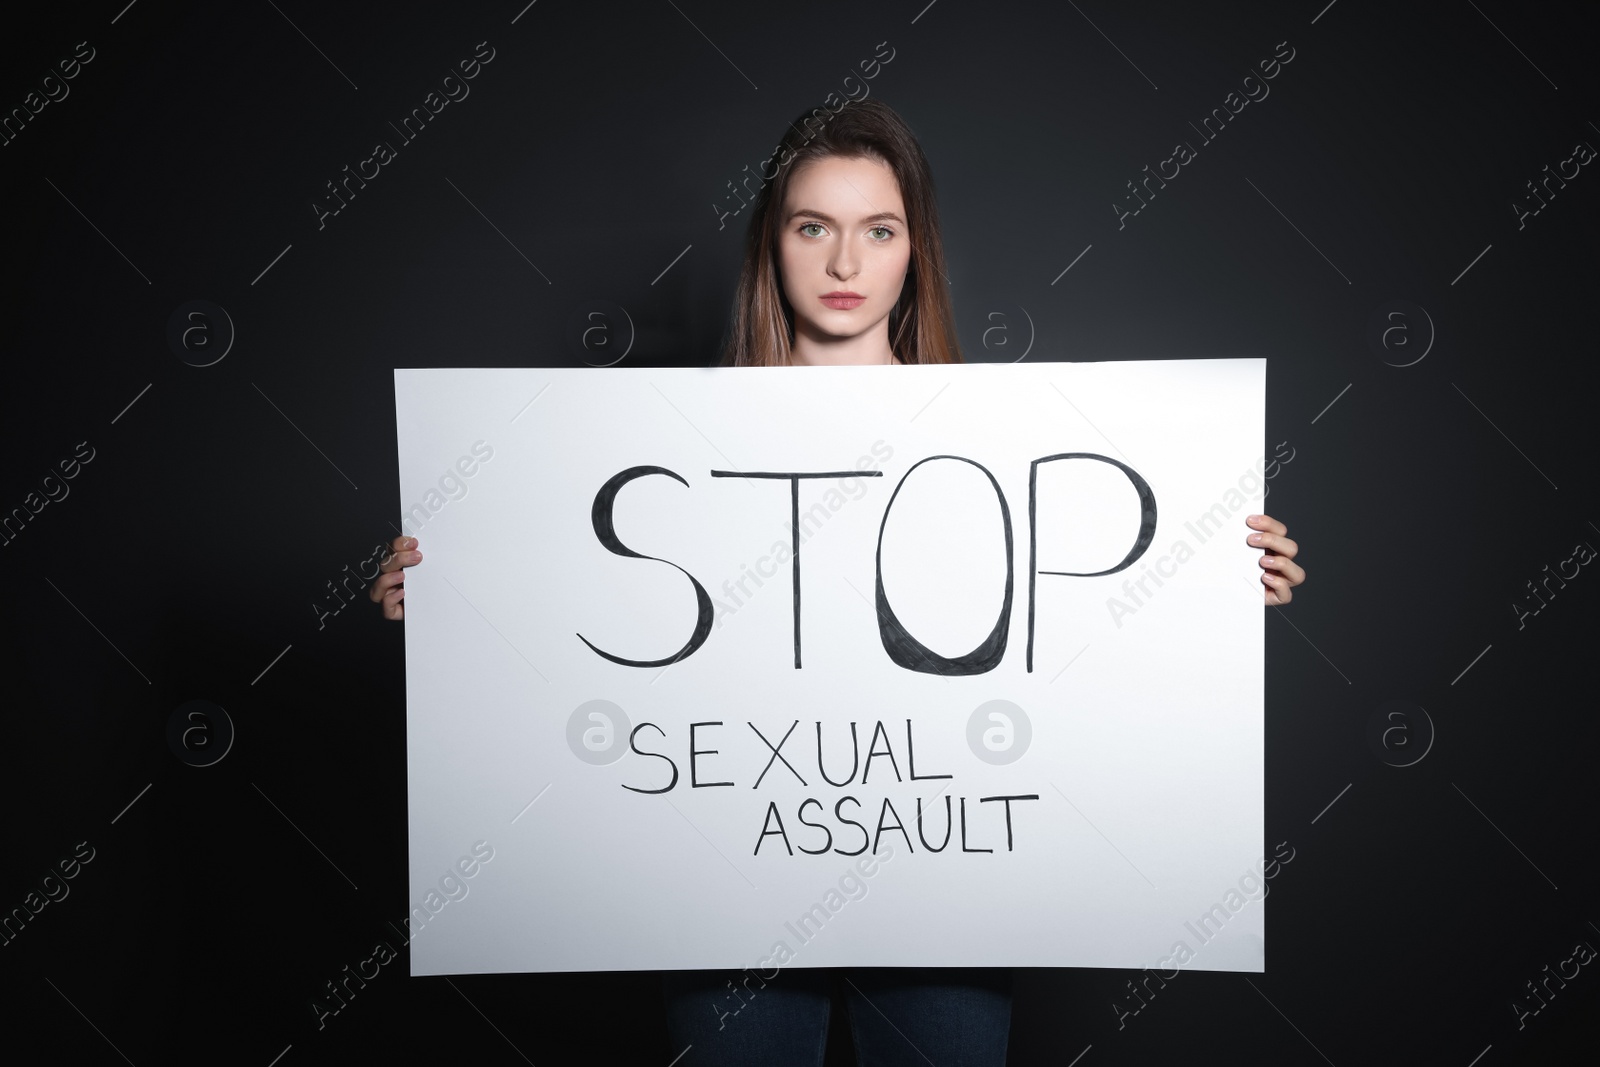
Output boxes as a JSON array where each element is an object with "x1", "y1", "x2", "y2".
[{"x1": 372, "y1": 99, "x2": 1306, "y2": 1065}]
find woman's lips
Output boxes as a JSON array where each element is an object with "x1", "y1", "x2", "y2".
[{"x1": 821, "y1": 293, "x2": 865, "y2": 310}]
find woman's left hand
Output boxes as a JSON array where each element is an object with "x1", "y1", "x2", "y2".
[{"x1": 1246, "y1": 514, "x2": 1305, "y2": 605}]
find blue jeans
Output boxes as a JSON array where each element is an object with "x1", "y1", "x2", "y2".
[{"x1": 662, "y1": 967, "x2": 1012, "y2": 1066}]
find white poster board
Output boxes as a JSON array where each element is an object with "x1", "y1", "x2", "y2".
[{"x1": 394, "y1": 360, "x2": 1266, "y2": 976}]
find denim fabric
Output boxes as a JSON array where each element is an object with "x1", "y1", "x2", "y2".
[{"x1": 662, "y1": 966, "x2": 1012, "y2": 1066}]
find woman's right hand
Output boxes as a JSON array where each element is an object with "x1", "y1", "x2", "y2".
[{"x1": 371, "y1": 535, "x2": 421, "y2": 621}]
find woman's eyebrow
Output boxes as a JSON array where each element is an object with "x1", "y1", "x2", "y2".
[{"x1": 787, "y1": 208, "x2": 906, "y2": 225}]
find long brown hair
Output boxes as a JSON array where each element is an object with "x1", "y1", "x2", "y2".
[{"x1": 721, "y1": 99, "x2": 962, "y2": 366}]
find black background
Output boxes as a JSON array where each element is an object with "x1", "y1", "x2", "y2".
[{"x1": 2, "y1": 1, "x2": 1596, "y2": 1064}]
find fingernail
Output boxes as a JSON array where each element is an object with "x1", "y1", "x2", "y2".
[
  {"x1": 1247, "y1": 515, "x2": 1261, "y2": 525},
  {"x1": 1248, "y1": 533, "x2": 1262, "y2": 545},
  {"x1": 1262, "y1": 555, "x2": 1276, "y2": 565}
]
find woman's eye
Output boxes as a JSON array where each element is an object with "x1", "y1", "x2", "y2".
[
  {"x1": 868, "y1": 226, "x2": 893, "y2": 241},
  {"x1": 799, "y1": 222, "x2": 826, "y2": 238}
]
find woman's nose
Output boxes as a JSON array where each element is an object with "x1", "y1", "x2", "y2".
[{"x1": 828, "y1": 243, "x2": 859, "y2": 282}]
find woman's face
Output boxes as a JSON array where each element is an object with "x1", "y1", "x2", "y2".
[{"x1": 777, "y1": 154, "x2": 912, "y2": 363}]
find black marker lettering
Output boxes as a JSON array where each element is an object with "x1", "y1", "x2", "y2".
[
  {"x1": 689, "y1": 721, "x2": 734, "y2": 787},
  {"x1": 874, "y1": 456, "x2": 1014, "y2": 676},
  {"x1": 755, "y1": 802, "x2": 792, "y2": 855},
  {"x1": 622, "y1": 723, "x2": 678, "y2": 794},
  {"x1": 978, "y1": 794, "x2": 1039, "y2": 851},
  {"x1": 578, "y1": 466, "x2": 714, "y2": 668},
  {"x1": 710, "y1": 469, "x2": 882, "y2": 667},
  {"x1": 959, "y1": 797, "x2": 993, "y2": 853},
  {"x1": 906, "y1": 718, "x2": 952, "y2": 781},
  {"x1": 873, "y1": 797, "x2": 915, "y2": 855},
  {"x1": 817, "y1": 721, "x2": 860, "y2": 787},
  {"x1": 750, "y1": 720, "x2": 807, "y2": 788},
  {"x1": 861, "y1": 720, "x2": 901, "y2": 785},
  {"x1": 797, "y1": 798, "x2": 833, "y2": 855},
  {"x1": 833, "y1": 796, "x2": 869, "y2": 856},
  {"x1": 916, "y1": 795, "x2": 953, "y2": 852},
  {"x1": 1026, "y1": 453, "x2": 1156, "y2": 671}
]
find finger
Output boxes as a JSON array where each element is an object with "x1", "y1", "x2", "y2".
[
  {"x1": 380, "y1": 581, "x2": 406, "y2": 621},
  {"x1": 1246, "y1": 528, "x2": 1297, "y2": 559},
  {"x1": 380, "y1": 538, "x2": 422, "y2": 574},
  {"x1": 1258, "y1": 553, "x2": 1306, "y2": 587},
  {"x1": 1261, "y1": 570, "x2": 1292, "y2": 605},
  {"x1": 379, "y1": 536, "x2": 413, "y2": 572},
  {"x1": 1247, "y1": 514, "x2": 1288, "y2": 538},
  {"x1": 368, "y1": 568, "x2": 404, "y2": 603}
]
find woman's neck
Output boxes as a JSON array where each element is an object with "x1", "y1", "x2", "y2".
[{"x1": 789, "y1": 323, "x2": 899, "y2": 366}]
